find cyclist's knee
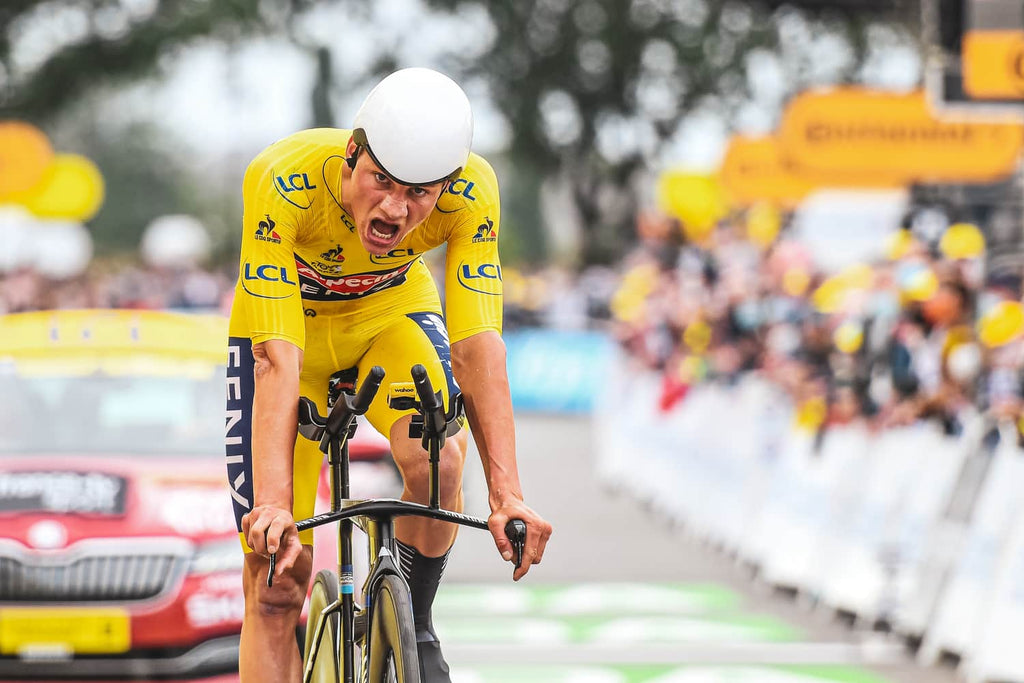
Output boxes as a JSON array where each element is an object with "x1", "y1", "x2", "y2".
[
  {"x1": 392, "y1": 433, "x2": 465, "y2": 499},
  {"x1": 243, "y1": 549, "x2": 312, "y2": 617}
]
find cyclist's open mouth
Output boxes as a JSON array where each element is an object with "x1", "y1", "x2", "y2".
[{"x1": 366, "y1": 219, "x2": 400, "y2": 249}]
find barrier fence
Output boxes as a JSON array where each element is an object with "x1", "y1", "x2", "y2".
[{"x1": 595, "y1": 347, "x2": 1024, "y2": 683}]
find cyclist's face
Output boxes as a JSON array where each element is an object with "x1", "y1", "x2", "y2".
[{"x1": 345, "y1": 142, "x2": 446, "y2": 255}]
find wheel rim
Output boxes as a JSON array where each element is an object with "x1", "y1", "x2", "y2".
[{"x1": 305, "y1": 579, "x2": 340, "y2": 683}]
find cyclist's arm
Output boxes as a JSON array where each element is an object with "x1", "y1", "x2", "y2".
[
  {"x1": 234, "y1": 147, "x2": 307, "y2": 566},
  {"x1": 451, "y1": 330, "x2": 522, "y2": 509},
  {"x1": 452, "y1": 330, "x2": 552, "y2": 580},
  {"x1": 251, "y1": 339, "x2": 303, "y2": 512}
]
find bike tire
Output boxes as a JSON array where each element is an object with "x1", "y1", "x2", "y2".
[
  {"x1": 366, "y1": 574, "x2": 420, "y2": 683},
  {"x1": 304, "y1": 569, "x2": 341, "y2": 683}
]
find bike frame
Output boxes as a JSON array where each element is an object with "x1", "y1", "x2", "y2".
[{"x1": 295, "y1": 374, "x2": 489, "y2": 683}]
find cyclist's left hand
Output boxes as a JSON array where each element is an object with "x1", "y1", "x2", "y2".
[{"x1": 488, "y1": 498, "x2": 553, "y2": 581}]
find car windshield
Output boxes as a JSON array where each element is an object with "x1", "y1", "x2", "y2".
[{"x1": 0, "y1": 359, "x2": 225, "y2": 456}]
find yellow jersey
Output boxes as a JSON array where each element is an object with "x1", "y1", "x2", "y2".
[{"x1": 229, "y1": 127, "x2": 503, "y2": 348}]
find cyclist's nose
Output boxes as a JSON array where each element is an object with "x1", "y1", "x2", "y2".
[{"x1": 380, "y1": 192, "x2": 408, "y2": 221}]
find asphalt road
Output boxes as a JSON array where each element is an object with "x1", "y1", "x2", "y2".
[{"x1": 441, "y1": 413, "x2": 963, "y2": 683}]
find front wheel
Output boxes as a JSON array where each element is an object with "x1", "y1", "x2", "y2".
[
  {"x1": 304, "y1": 569, "x2": 341, "y2": 683},
  {"x1": 366, "y1": 574, "x2": 420, "y2": 683}
]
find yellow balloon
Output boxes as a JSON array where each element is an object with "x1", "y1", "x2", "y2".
[
  {"x1": 657, "y1": 172, "x2": 728, "y2": 242},
  {"x1": 794, "y1": 396, "x2": 827, "y2": 432},
  {"x1": 902, "y1": 267, "x2": 939, "y2": 302},
  {"x1": 9, "y1": 154, "x2": 105, "y2": 221},
  {"x1": 839, "y1": 263, "x2": 874, "y2": 290},
  {"x1": 940, "y1": 222, "x2": 985, "y2": 260},
  {"x1": 812, "y1": 276, "x2": 847, "y2": 314},
  {"x1": 833, "y1": 320, "x2": 864, "y2": 354},
  {"x1": 683, "y1": 320, "x2": 712, "y2": 353},
  {"x1": 978, "y1": 301, "x2": 1024, "y2": 348},
  {"x1": 884, "y1": 229, "x2": 914, "y2": 260},
  {"x1": 0, "y1": 121, "x2": 53, "y2": 197},
  {"x1": 746, "y1": 202, "x2": 782, "y2": 248}
]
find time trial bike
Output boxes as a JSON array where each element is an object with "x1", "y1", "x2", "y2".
[{"x1": 269, "y1": 363, "x2": 526, "y2": 683}]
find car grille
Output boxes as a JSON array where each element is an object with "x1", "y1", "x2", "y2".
[{"x1": 0, "y1": 552, "x2": 188, "y2": 602}]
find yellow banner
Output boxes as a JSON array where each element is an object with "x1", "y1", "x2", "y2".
[
  {"x1": 720, "y1": 136, "x2": 816, "y2": 207},
  {"x1": 963, "y1": 30, "x2": 1024, "y2": 99},
  {"x1": 778, "y1": 88, "x2": 1024, "y2": 183},
  {"x1": 720, "y1": 135, "x2": 902, "y2": 207}
]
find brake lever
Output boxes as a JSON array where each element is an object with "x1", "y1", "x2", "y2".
[
  {"x1": 504, "y1": 519, "x2": 527, "y2": 571},
  {"x1": 266, "y1": 528, "x2": 276, "y2": 588}
]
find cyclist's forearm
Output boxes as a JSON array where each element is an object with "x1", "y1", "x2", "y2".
[
  {"x1": 452, "y1": 332, "x2": 523, "y2": 509},
  {"x1": 251, "y1": 340, "x2": 302, "y2": 510}
]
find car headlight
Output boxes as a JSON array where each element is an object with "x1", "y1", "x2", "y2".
[{"x1": 190, "y1": 539, "x2": 245, "y2": 574}]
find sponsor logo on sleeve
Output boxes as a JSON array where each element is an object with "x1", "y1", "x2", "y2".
[
  {"x1": 273, "y1": 171, "x2": 316, "y2": 209},
  {"x1": 471, "y1": 217, "x2": 497, "y2": 244},
  {"x1": 294, "y1": 255, "x2": 414, "y2": 301},
  {"x1": 240, "y1": 261, "x2": 296, "y2": 300},
  {"x1": 254, "y1": 215, "x2": 282, "y2": 244},
  {"x1": 456, "y1": 261, "x2": 502, "y2": 296}
]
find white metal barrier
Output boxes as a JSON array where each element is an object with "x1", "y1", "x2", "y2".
[{"x1": 596, "y1": 358, "x2": 1024, "y2": 682}]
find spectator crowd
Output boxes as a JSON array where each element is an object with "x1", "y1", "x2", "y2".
[{"x1": 608, "y1": 205, "x2": 1024, "y2": 448}]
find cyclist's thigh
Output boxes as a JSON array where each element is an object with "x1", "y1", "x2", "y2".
[
  {"x1": 359, "y1": 311, "x2": 460, "y2": 440},
  {"x1": 226, "y1": 328, "x2": 349, "y2": 551}
]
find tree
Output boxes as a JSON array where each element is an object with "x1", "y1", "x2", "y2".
[{"x1": 423, "y1": 0, "x2": 917, "y2": 264}]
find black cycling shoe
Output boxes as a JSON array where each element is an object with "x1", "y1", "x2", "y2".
[{"x1": 416, "y1": 639, "x2": 451, "y2": 683}]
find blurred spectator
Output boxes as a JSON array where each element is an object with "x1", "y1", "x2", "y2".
[{"x1": 606, "y1": 203, "x2": 1024, "y2": 447}]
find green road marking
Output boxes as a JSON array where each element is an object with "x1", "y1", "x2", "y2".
[
  {"x1": 436, "y1": 583, "x2": 741, "y2": 617},
  {"x1": 450, "y1": 665, "x2": 895, "y2": 683},
  {"x1": 435, "y1": 613, "x2": 802, "y2": 645}
]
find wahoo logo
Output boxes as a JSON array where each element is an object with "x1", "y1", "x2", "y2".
[
  {"x1": 387, "y1": 382, "x2": 418, "y2": 411},
  {"x1": 472, "y1": 218, "x2": 496, "y2": 243},
  {"x1": 255, "y1": 215, "x2": 281, "y2": 243}
]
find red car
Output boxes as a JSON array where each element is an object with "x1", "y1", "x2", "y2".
[{"x1": 0, "y1": 310, "x2": 394, "y2": 681}]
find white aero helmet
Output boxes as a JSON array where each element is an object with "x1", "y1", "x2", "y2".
[{"x1": 352, "y1": 67, "x2": 473, "y2": 186}]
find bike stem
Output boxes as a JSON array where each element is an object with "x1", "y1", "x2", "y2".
[{"x1": 428, "y1": 430, "x2": 441, "y2": 510}]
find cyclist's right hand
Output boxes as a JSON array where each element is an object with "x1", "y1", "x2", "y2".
[{"x1": 241, "y1": 505, "x2": 302, "y2": 580}]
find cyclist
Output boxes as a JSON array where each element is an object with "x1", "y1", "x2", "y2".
[{"x1": 225, "y1": 67, "x2": 553, "y2": 683}]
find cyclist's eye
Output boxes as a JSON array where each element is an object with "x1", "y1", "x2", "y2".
[
  {"x1": 411, "y1": 187, "x2": 429, "y2": 198},
  {"x1": 374, "y1": 172, "x2": 389, "y2": 184}
]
